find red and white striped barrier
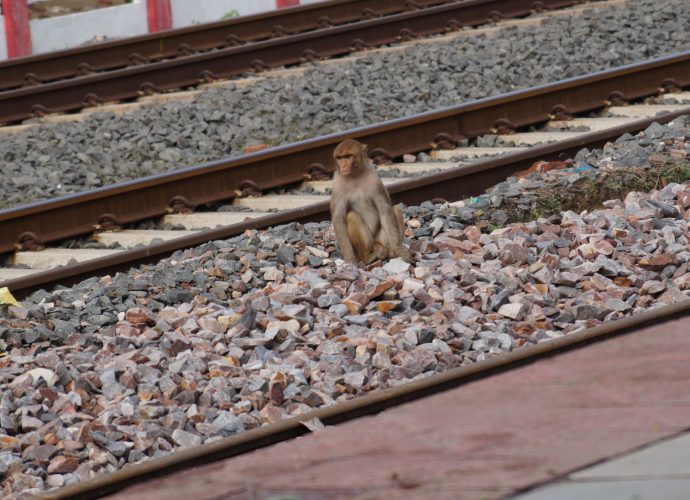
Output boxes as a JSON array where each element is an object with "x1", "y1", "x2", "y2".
[
  {"x1": 1, "y1": 0, "x2": 323, "y2": 60},
  {"x1": 147, "y1": 0, "x2": 172, "y2": 32},
  {"x1": 2, "y1": 0, "x2": 32, "y2": 58}
]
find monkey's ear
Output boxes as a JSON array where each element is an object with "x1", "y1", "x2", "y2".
[{"x1": 362, "y1": 143, "x2": 368, "y2": 155}]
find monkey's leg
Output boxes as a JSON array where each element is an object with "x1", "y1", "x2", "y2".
[
  {"x1": 346, "y1": 211, "x2": 374, "y2": 263},
  {"x1": 371, "y1": 205, "x2": 404, "y2": 258},
  {"x1": 380, "y1": 204, "x2": 412, "y2": 262},
  {"x1": 394, "y1": 204, "x2": 405, "y2": 241}
]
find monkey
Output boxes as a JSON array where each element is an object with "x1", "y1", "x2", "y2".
[{"x1": 330, "y1": 139, "x2": 412, "y2": 265}]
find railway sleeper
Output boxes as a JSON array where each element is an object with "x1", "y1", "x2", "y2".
[{"x1": 1, "y1": 99, "x2": 689, "y2": 287}]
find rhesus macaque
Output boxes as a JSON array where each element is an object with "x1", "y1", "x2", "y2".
[{"x1": 330, "y1": 139, "x2": 411, "y2": 265}]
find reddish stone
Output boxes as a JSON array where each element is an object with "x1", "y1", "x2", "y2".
[
  {"x1": 412, "y1": 288, "x2": 435, "y2": 306},
  {"x1": 108, "y1": 315, "x2": 690, "y2": 500},
  {"x1": 259, "y1": 404, "x2": 287, "y2": 424},
  {"x1": 537, "y1": 253, "x2": 560, "y2": 270},
  {"x1": 343, "y1": 293, "x2": 369, "y2": 314},
  {"x1": 676, "y1": 192, "x2": 690, "y2": 208},
  {"x1": 125, "y1": 307, "x2": 154, "y2": 325},
  {"x1": 116, "y1": 322, "x2": 140, "y2": 338},
  {"x1": 592, "y1": 239, "x2": 615, "y2": 256},
  {"x1": 523, "y1": 283, "x2": 548, "y2": 295},
  {"x1": 269, "y1": 372, "x2": 286, "y2": 406},
  {"x1": 48, "y1": 455, "x2": 80, "y2": 474},
  {"x1": 649, "y1": 153, "x2": 669, "y2": 166},
  {"x1": 515, "y1": 159, "x2": 573, "y2": 178},
  {"x1": 669, "y1": 149, "x2": 687, "y2": 160},
  {"x1": 639, "y1": 253, "x2": 675, "y2": 270},
  {"x1": 464, "y1": 225, "x2": 482, "y2": 243},
  {"x1": 0, "y1": 435, "x2": 21, "y2": 451},
  {"x1": 243, "y1": 143, "x2": 269, "y2": 154},
  {"x1": 376, "y1": 301, "x2": 400, "y2": 314},
  {"x1": 38, "y1": 388, "x2": 58, "y2": 403},
  {"x1": 433, "y1": 235, "x2": 472, "y2": 253},
  {"x1": 500, "y1": 243, "x2": 530, "y2": 266},
  {"x1": 366, "y1": 279, "x2": 397, "y2": 300},
  {"x1": 613, "y1": 276, "x2": 632, "y2": 288}
]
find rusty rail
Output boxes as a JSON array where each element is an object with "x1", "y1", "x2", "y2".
[
  {"x1": 38, "y1": 294, "x2": 690, "y2": 500},
  {"x1": 0, "y1": 0, "x2": 581, "y2": 124},
  {"x1": 5, "y1": 103, "x2": 690, "y2": 298},
  {"x1": 2, "y1": 50, "x2": 689, "y2": 261},
  {"x1": 0, "y1": 0, "x2": 450, "y2": 91}
]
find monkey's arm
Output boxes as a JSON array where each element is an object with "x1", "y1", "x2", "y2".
[{"x1": 331, "y1": 199, "x2": 357, "y2": 263}]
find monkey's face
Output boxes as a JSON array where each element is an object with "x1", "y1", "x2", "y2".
[
  {"x1": 335, "y1": 154, "x2": 358, "y2": 176},
  {"x1": 333, "y1": 139, "x2": 367, "y2": 177}
]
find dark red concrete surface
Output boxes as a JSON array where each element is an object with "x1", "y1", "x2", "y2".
[{"x1": 108, "y1": 317, "x2": 690, "y2": 500}]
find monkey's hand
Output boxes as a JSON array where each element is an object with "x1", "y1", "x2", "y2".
[
  {"x1": 365, "y1": 243, "x2": 389, "y2": 265},
  {"x1": 393, "y1": 246, "x2": 415, "y2": 264}
]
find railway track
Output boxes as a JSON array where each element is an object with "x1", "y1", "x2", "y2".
[
  {"x1": 0, "y1": 3, "x2": 688, "y2": 496},
  {"x1": 0, "y1": 0, "x2": 588, "y2": 125},
  {"x1": 2, "y1": 38, "x2": 689, "y2": 499},
  {"x1": 8, "y1": 105, "x2": 690, "y2": 496},
  {"x1": 0, "y1": 0, "x2": 451, "y2": 93},
  {"x1": 2, "y1": 51, "x2": 690, "y2": 298},
  {"x1": 38, "y1": 289, "x2": 690, "y2": 500}
]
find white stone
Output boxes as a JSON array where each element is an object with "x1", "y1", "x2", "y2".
[
  {"x1": 383, "y1": 258, "x2": 411, "y2": 274},
  {"x1": 402, "y1": 278, "x2": 425, "y2": 291},
  {"x1": 11, "y1": 368, "x2": 59, "y2": 387},
  {"x1": 172, "y1": 429, "x2": 202, "y2": 448},
  {"x1": 307, "y1": 246, "x2": 329, "y2": 258},
  {"x1": 498, "y1": 303, "x2": 524, "y2": 320},
  {"x1": 266, "y1": 319, "x2": 300, "y2": 334},
  {"x1": 263, "y1": 267, "x2": 284, "y2": 281},
  {"x1": 457, "y1": 306, "x2": 481, "y2": 322}
]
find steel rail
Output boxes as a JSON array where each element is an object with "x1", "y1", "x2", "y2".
[
  {"x1": 0, "y1": 0, "x2": 452, "y2": 92},
  {"x1": 0, "y1": 0, "x2": 581, "y2": 124},
  {"x1": 38, "y1": 295, "x2": 690, "y2": 500},
  {"x1": 1, "y1": 50, "x2": 689, "y2": 263},
  {"x1": 5, "y1": 105, "x2": 690, "y2": 299}
]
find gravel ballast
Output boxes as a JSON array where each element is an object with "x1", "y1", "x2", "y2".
[
  {"x1": 0, "y1": 0, "x2": 689, "y2": 209},
  {"x1": 1, "y1": 115, "x2": 690, "y2": 497}
]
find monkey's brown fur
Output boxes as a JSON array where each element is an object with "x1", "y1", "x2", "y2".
[{"x1": 330, "y1": 139, "x2": 411, "y2": 264}]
